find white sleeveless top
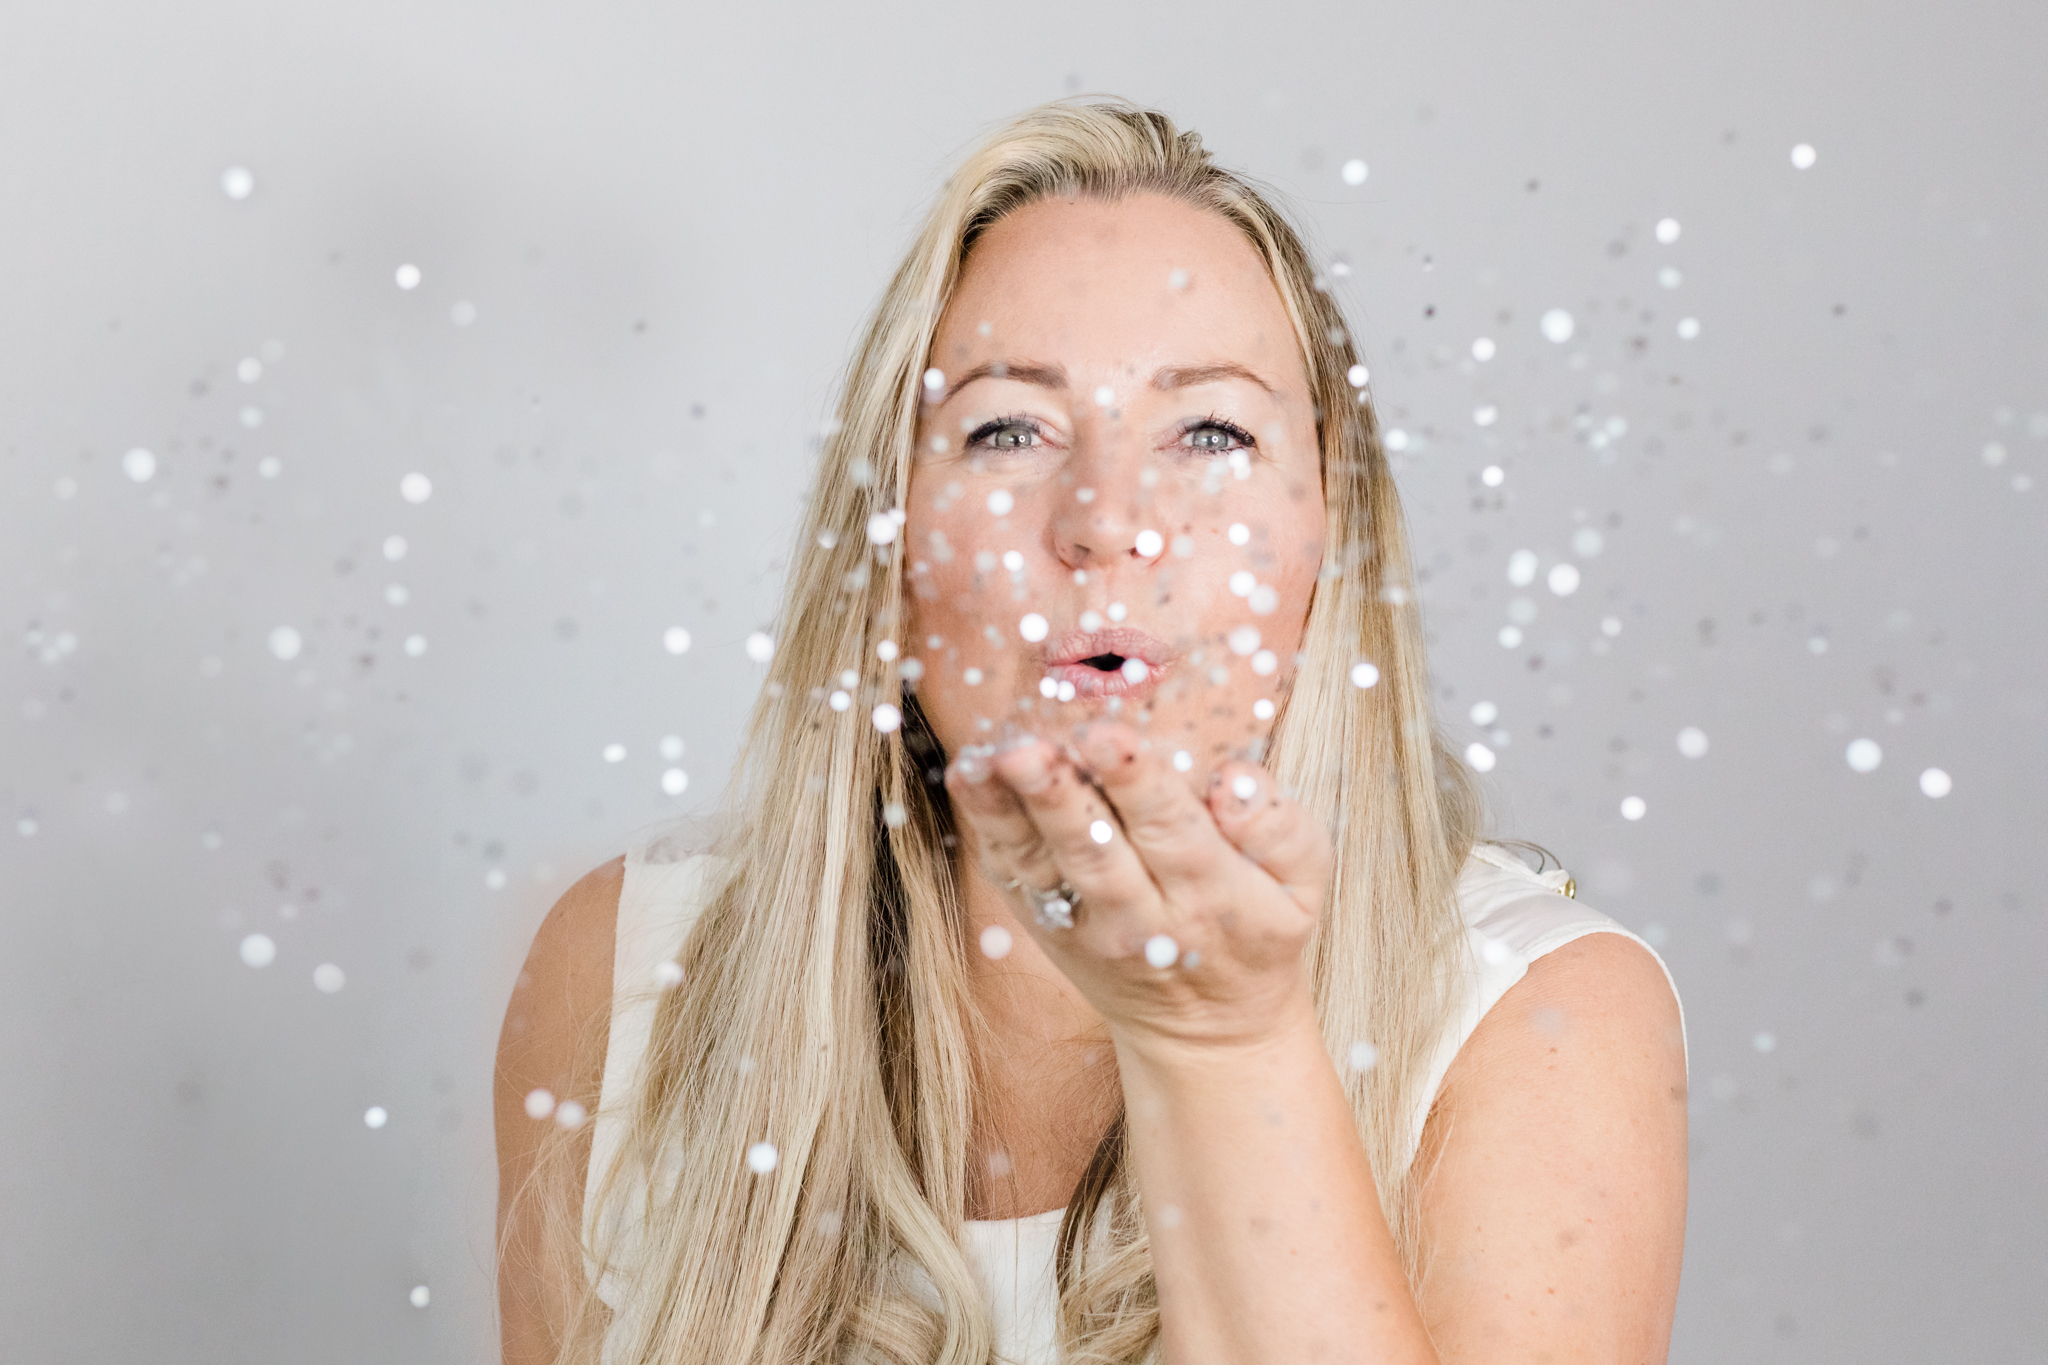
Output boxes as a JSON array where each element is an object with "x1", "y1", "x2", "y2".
[{"x1": 583, "y1": 827, "x2": 1686, "y2": 1364}]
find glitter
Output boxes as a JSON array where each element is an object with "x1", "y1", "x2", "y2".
[
  {"x1": 1227, "y1": 523, "x2": 1251, "y2": 548},
  {"x1": 267, "y1": 626, "x2": 302, "y2": 661},
  {"x1": 745, "y1": 632, "x2": 775, "y2": 662},
  {"x1": 1752, "y1": 1031, "x2": 1777, "y2": 1053},
  {"x1": 1547, "y1": 563, "x2": 1581, "y2": 596},
  {"x1": 872, "y1": 703, "x2": 903, "y2": 733},
  {"x1": 1350, "y1": 661, "x2": 1380, "y2": 689},
  {"x1": 1248, "y1": 585, "x2": 1278, "y2": 615},
  {"x1": 123, "y1": 448, "x2": 156, "y2": 482},
  {"x1": 1919, "y1": 767, "x2": 1952, "y2": 798},
  {"x1": 660, "y1": 737, "x2": 687, "y2": 765},
  {"x1": 54, "y1": 477, "x2": 77, "y2": 499},
  {"x1": 1250, "y1": 650, "x2": 1277, "y2": 675},
  {"x1": 237, "y1": 357, "x2": 262, "y2": 383},
  {"x1": 1384, "y1": 428, "x2": 1409, "y2": 451},
  {"x1": 1001, "y1": 550, "x2": 1025, "y2": 572},
  {"x1": 1470, "y1": 701, "x2": 1498, "y2": 725},
  {"x1": 1498, "y1": 626, "x2": 1523, "y2": 648},
  {"x1": 364, "y1": 1106, "x2": 389, "y2": 1129},
  {"x1": 379, "y1": 584, "x2": 406, "y2": 607},
  {"x1": 987, "y1": 489, "x2": 1014, "y2": 516},
  {"x1": 661, "y1": 769, "x2": 689, "y2": 795},
  {"x1": 451, "y1": 301, "x2": 477, "y2": 326},
  {"x1": 1089, "y1": 819, "x2": 1114, "y2": 845},
  {"x1": 1172, "y1": 749, "x2": 1193, "y2": 772},
  {"x1": 239, "y1": 934, "x2": 276, "y2": 967},
  {"x1": 1122, "y1": 658, "x2": 1151, "y2": 683},
  {"x1": 383, "y1": 535, "x2": 408, "y2": 561},
  {"x1": 980, "y1": 925, "x2": 1013, "y2": 959},
  {"x1": 1018, "y1": 613, "x2": 1049, "y2": 643},
  {"x1": 400, "y1": 472, "x2": 432, "y2": 503},
  {"x1": 1341, "y1": 159, "x2": 1369, "y2": 185},
  {"x1": 395, "y1": 263, "x2": 422, "y2": 290},
  {"x1": 923, "y1": 367, "x2": 945, "y2": 396},
  {"x1": 1981, "y1": 442, "x2": 2008, "y2": 467},
  {"x1": 17, "y1": 817, "x2": 38, "y2": 837},
  {"x1": 1346, "y1": 363, "x2": 1369, "y2": 387},
  {"x1": 1168, "y1": 269, "x2": 1189, "y2": 290},
  {"x1": 1346, "y1": 1041, "x2": 1378, "y2": 1072},
  {"x1": 1107, "y1": 602, "x2": 1127, "y2": 622},
  {"x1": 1230, "y1": 775, "x2": 1258, "y2": 801},
  {"x1": 1252, "y1": 699, "x2": 1275, "y2": 720},
  {"x1": 1474, "y1": 404, "x2": 1498, "y2": 427},
  {"x1": 1038, "y1": 677, "x2": 1059, "y2": 698},
  {"x1": 1600, "y1": 616, "x2": 1623, "y2": 638},
  {"x1": 485, "y1": 868, "x2": 507, "y2": 890},
  {"x1": 900, "y1": 659, "x2": 926, "y2": 681},
  {"x1": 654, "y1": 960, "x2": 684, "y2": 988},
  {"x1": 1620, "y1": 796, "x2": 1647, "y2": 820},
  {"x1": 313, "y1": 963, "x2": 345, "y2": 993},
  {"x1": 239, "y1": 406, "x2": 263, "y2": 428},
  {"x1": 1655, "y1": 217, "x2": 1682, "y2": 244},
  {"x1": 1134, "y1": 528, "x2": 1164, "y2": 558},
  {"x1": 1658, "y1": 267, "x2": 1683, "y2": 289},
  {"x1": 1481, "y1": 465, "x2": 1505, "y2": 487},
  {"x1": 524, "y1": 1088, "x2": 556, "y2": 1120},
  {"x1": 1094, "y1": 385, "x2": 1115, "y2": 407},
  {"x1": 599, "y1": 743, "x2": 626, "y2": 764},
  {"x1": 1465, "y1": 742, "x2": 1497, "y2": 773},
  {"x1": 1144, "y1": 935, "x2": 1179, "y2": 968},
  {"x1": 257, "y1": 456, "x2": 281, "y2": 478},
  {"x1": 1472, "y1": 337, "x2": 1497, "y2": 362},
  {"x1": 220, "y1": 166, "x2": 255, "y2": 199},
  {"x1": 877, "y1": 639, "x2": 899, "y2": 661},
  {"x1": 664, "y1": 627, "x2": 692, "y2": 655},
  {"x1": 403, "y1": 634, "x2": 427, "y2": 657},
  {"x1": 1677, "y1": 727, "x2": 1710, "y2": 758},
  {"x1": 1845, "y1": 738, "x2": 1882, "y2": 773},
  {"x1": 1056, "y1": 680, "x2": 1075, "y2": 700},
  {"x1": 1540, "y1": 309, "x2": 1575, "y2": 343},
  {"x1": 866, "y1": 512, "x2": 898, "y2": 545},
  {"x1": 555, "y1": 1100, "x2": 587, "y2": 1130},
  {"x1": 1507, "y1": 549, "x2": 1538, "y2": 587},
  {"x1": 828, "y1": 690, "x2": 851, "y2": 712},
  {"x1": 1676, "y1": 317, "x2": 1702, "y2": 340},
  {"x1": 1229, "y1": 570, "x2": 1256, "y2": 597},
  {"x1": 746, "y1": 1142, "x2": 779, "y2": 1174},
  {"x1": 1228, "y1": 625, "x2": 1262, "y2": 657},
  {"x1": 1572, "y1": 527, "x2": 1604, "y2": 557},
  {"x1": 409, "y1": 1286, "x2": 431, "y2": 1309},
  {"x1": 1790, "y1": 143, "x2": 1817, "y2": 169}
]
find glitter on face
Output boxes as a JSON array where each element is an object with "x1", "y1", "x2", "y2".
[
  {"x1": 1230, "y1": 775, "x2": 1258, "y2": 800},
  {"x1": 313, "y1": 963, "x2": 345, "y2": 993},
  {"x1": 746, "y1": 1142, "x2": 778, "y2": 1174},
  {"x1": 1089, "y1": 820, "x2": 1114, "y2": 844},
  {"x1": 1677, "y1": 727, "x2": 1710, "y2": 758},
  {"x1": 987, "y1": 489, "x2": 1014, "y2": 517},
  {"x1": 1121, "y1": 658, "x2": 1151, "y2": 683},
  {"x1": 1173, "y1": 750, "x2": 1193, "y2": 772},
  {"x1": 1350, "y1": 661, "x2": 1379, "y2": 689},
  {"x1": 1248, "y1": 586, "x2": 1278, "y2": 615},
  {"x1": 123, "y1": 448, "x2": 156, "y2": 482},
  {"x1": 1229, "y1": 570, "x2": 1256, "y2": 596},
  {"x1": 1540, "y1": 309, "x2": 1576, "y2": 343},
  {"x1": 980, "y1": 925, "x2": 1013, "y2": 959},
  {"x1": 400, "y1": 472, "x2": 432, "y2": 503},
  {"x1": 1228, "y1": 522, "x2": 1251, "y2": 545},
  {"x1": 1094, "y1": 385, "x2": 1115, "y2": 407},
  {"x1": 923, "y1": 367, "x2": 945, "y2": 396},
  {"x1": 1465, "y1": 742, "x2": 1497, "y2": 773},
  {"x1": 1919, "y1": 768, "x2": 1952, "y2": 798},
  {"x1": 1341, "y1": 159, "x2": 1369, "y2": 186},
  {"x1": 1228, "y1": 626, "x2": 1261, "y2": 656},
  {"x1": 1846, "y1": 738, "x2": 1882, "y2": 773},
  {"x1": 240, "y1": 934, "x2": 276, "y2": 968},
  {"x1": 1250, "y1": 650, "x2": 1277, "y2": 675},
  {"x1": 1019, "y1": 613, "x2": 1049, "y2": 642},
  {"x1": 1620, "y1": 796, "x2": 1647, "y2": 820},
  {"x1": 1144, "y1": 934, "x2": 1179, "y2": 968},
  {"x1": 1134, "y1": 528, "x2": 1164, "y2": 558},
  {"x1": 1252, "y1": 699, "x2": 1275, "y2": 720}
]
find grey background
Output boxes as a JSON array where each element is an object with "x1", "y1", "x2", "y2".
[{"x1": 2, "y1": 0, "x2": 2042, "y2": 1360}]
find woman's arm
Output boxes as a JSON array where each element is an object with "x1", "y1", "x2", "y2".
[
  {"x1": 492, "y1": 857, "x2": 622, "y2": 1365},
  {"x1": 949, "y1": 725, "x2": 1687, "y2": 1364}
]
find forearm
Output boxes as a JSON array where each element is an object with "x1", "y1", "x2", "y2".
[{"x1": 1113, "y1": 999, "x2": 1439, "y2": 1365}]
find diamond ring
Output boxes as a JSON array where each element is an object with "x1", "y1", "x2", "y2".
[{"x1": 1008, "y1": 876, "x2": 1081, "y2": 929}]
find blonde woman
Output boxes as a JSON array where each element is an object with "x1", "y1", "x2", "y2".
[{"x1": 495, "y1": 98, "x2": 1689, "y2": 1365}]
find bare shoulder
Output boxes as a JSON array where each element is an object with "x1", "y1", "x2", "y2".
[
  {"x1": 494, "y1": 856, "x2": 624, "y2": 1363},
  {"x1": 1415, "y1": 931, "x2": 1688, "y2": 1363}
]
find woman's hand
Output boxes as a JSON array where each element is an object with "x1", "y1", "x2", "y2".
[{"x1": 944, "y1": 721, "x2": 1333, "y2": 1057}]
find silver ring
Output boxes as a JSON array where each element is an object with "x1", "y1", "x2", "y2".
[{"x1": 1007, "y1": 876, "x2": 1081, "y2": 929}]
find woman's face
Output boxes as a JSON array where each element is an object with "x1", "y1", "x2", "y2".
[{"x1": 905, "y1": 192, "x2": 1326, "y2": 781}]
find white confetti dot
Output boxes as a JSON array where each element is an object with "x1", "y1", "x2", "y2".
[
  {"x1": 1346, "y1": 1041, "x2": 1379, "y2": 1072},
  {"x1": 963, "y1": 667, "x2": 984, "y2": 685},
  {"x1": 1472, "y1": 337, "x2": 1497, "y2": 362},
  {"x1": 1677, "y1": 727, "x2": 1710, "y2": 759},
  {"x1": 1655, "y1": 217, "x2": 1682, "y2": 244},
  {"x1": 1018, "y1": 613, "x2": 1049, "y2": 643},
  {"x1": 257, "y1": 456, "x2": 282, "y2": 478},
  {"x1": 450, "y1": 301, "x2": 476, "y2": 326},
  {"x1": 1346, "y1": 363, "x2": 1370, "y2": 388},
  {"x1": 653, "y1": 960, "x2": 684, "y2": 988},
  {"x1": 1171, "y1": 750, "x2": 1195, "y2": 774},
  {"x1": 1227, "y1": 522, "x2": 1251, "y2": 546},
  {"x1": 1540, "y1": 308, "x2": 1575, "y2": 344},
  {"x1": 923, "y1": 367, "x2": 945, "y2": 395},
  {"x1": 485, "y1": 867, "x2": 507, "y2": 890},
  {"x1": 364, "y1": 1106, "x2": 389, "y2": 1129},
  {"x1": 663, "y1": 626, "x2": 692, "y2": 655},
  {"x1": 1230, "y1": 774, "x2": 1259, "y2": 801},
  {"x1": 1248, "y1": 585, "x2": 1278, "y2": 615},
  {"x1": 872, "y1": 702, "x2": 902, "y2": 733},
  {"x1": 1341, "y1": 158, "x2": 1369, "y2": 185},
  {"x1": 865, "y1": 512, "x2": 898, "y2": 545},
  {"x1": 524, "y1": 1088, "x2": 556, "y2": 1120},
  {"x1": 1507, "y1": 549, "x2": 1539, "y2": 587},
  {"x1": 1752, "y1": 1031, "x2": 1777, "y2": 1053},
  {"x1": 1228, "y1": 570, "x2": 1256, "y2": 598},
  {"x1": 1470, "y1": 700, "x2": 1498, "y2": 725},
  {"x1": 1846, "y1": 738, "x2": 1882, "y2": 773},
  {"x1": 123, "y1": 447, "x2": 157, "y2": 482},
  {"x1": 1144, "y1": 935, "x2": 1179, "y2": 968},
  {"x1": 409, "y1": 1285, "x2": 431, "y2": 1309},
  {"x1": 1228, "y1": 625, "x2": 1261, "y2": 656},
  {"x1": 312, "y1": 963, "x2": 345, "y2": 993},
  {"x1": 237, "y1": 357, "x2": 263, "y2": 383},
  {"x1": 395, "y1": 263, "x2": 422, "y2": 290},
  {"x1": 1790, "y1": 143, "x2": 1817, "y2": 170},
  {"x1": 1134, "y1": 528, "x2": 1164, "y2": 558},
  {"x1": 661, "y1": 768, "x2": 689, "y2": 795},
  {"x1": 1252, "y1": 698, "x2": 1275, "y2": 720},
  {"x1": 1572, "y1": 527, "x2": 1604, "y2": 557},
  {"x1": 1094, "y1": 385, "x2": 1115, "y2": 407},
  {"x1": 1250, "y1": 649, "x2": 1277, "y2": 676},
  {"x1": 399, "y1": 472, "x2": 432, "y2": 503},
  {"x1": 384, "y1": 583, "x2": 409, "y2": 606},
  {"x1": 554, "y1": 1100, "x2": 587, "y2": 1130},
  {"x1": 239, "y1": 405, "x2": 263, "y2": 428},
  {"x1": 1383, "y1": 428, "x2": 1409, "y2": 451},
  {"x1": 1547, "y1": 563, "x2": 1581, "y2": 596},
  {"x1": 1498, "y1": 625, "x2": 1524, "y2": 648},
  {"x1": 1919, "y1": 767, "x2": 1952, "y2": 798},
  {"x1": 239, "y1": 933, "x2": 276, "y2": 968},
  {"x1": 1119, "y1": 658, "x2": 1149, "y2": 685},
  {"x1": 1480, "y1": 937, "x2": 1512, "y2": 965},
  {"x1": 745, "y1": 632, "x2": 775, "y2": 663},
  {"x1": 1676, "y1": 317, "x2": 1701, "y2": 340},
  {"x1": 980, "y1": 925, "x2": 1013, "y2": 959},
  {"x1": 984, "y1": 488, "x2": 1016, "y2": 518},
  {"x1": 1620, "y1": 795, "x2": 1647, "y2": 821},
  {"x1": 268, "y1": 626, "x2": 302, "y2": 661},
  {"x1": 1168, "y1": 269, "x2": 1189, "y2": 290},
  {"x1": 1473, "y1": 404, "x2": 1498, "y2": 427},
  {"x1": 1465, "y1": 742, "x2": 1497, "y2": 773},
  {"x1": 1350, "y1": 661, "x2": 1380, "y2": 689},
  {"x1": 1089, "y1": 819, "x2": 1114, "y2": 845},
  {"x1": 17, "y1": 818, "x2": 38, "y2": 837},
  {"x1": 220, "y1": 165, "x2": 255, "y2": 199},
  {"x1": 828, "y1": 690, "x2": 851, "y2": 712},
  {"x1": 1601, "y1": 616, "x2": 1623, "y2": 638},
  {"x1": 746, "y1": 1141, "x2": 779, "y2": 1174},
  {"x1": 403, "y1": 634, "x2": 427, "y2": 657},
  {"x1": 1481, "y1": 465, "x2": 1505, "y2": 487},
  {"x1": 602, "y1": 743, "x2": 626, "y2": 763},
  {"x1": 383, "y1": 535, "x2": 408, "y2": 561}
]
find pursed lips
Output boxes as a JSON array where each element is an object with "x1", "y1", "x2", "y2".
[{"x1": 1037, "y1": 626, "x2": 1178, "y2": 698}]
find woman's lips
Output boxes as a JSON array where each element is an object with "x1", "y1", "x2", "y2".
[{"x1": 1039, "y1": 627, "x2": 1177, "y2": 699}]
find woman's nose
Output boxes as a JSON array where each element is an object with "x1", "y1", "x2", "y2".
[{"x1": 1049, "y1": 466, "x2": 1168, "y2": 572}]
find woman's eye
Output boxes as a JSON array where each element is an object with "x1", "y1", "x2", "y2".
[
  {"x1": 968, "y1": 419, "x2": 1042, "y2": 452},
  {"x1": 1181, "y1": 419, "x2": 1256, "y2": 454}
]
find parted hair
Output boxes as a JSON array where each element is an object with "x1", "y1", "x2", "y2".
[{"x1": 507, "y1": 95, "x2": 1480, "y2": 1365}]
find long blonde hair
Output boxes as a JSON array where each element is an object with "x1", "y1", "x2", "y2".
[{"x1": 523, "y1": 96, "x2": 1479, "y2": 1365}]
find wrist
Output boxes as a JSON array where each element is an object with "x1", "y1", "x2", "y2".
[{"x1": 1109, "y1": 985, "x2": 1324, "y2": 1075}]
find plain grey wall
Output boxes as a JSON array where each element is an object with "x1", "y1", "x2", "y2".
[{"x1": 2, "y1": 0, "x2": 2042, "y2": 1360}]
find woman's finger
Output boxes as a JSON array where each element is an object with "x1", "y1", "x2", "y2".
[
  {"x1": 1207, "y1": 762, "x2": 1332, "y2": 917},
  {"x1": 1071, "y1": 722, "x2": 1229, "y2": 899},
  {"x1": 944, "y1": 746, "x2": 1062, "y2": 892},
  {"x1": 987, "y1": 736, "x2": 1161, "y2": 925}
]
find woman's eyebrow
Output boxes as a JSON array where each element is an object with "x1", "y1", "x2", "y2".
[
  {"x1": 1151, "y1": 362, "x2": 1276, "y2": 395},
  {"x1": 942, "y1": 360, "x2": 1067, "y2": 400}
]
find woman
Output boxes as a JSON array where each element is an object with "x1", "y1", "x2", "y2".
[{"x1": 495, "y1": 98, "x2": 1688, "y2": 1365}]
